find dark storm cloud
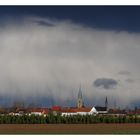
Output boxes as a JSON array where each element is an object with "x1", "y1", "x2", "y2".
[
  {"x1": 36, "y1": 21, "x2": 55, "y2": 27},
  {"x1": 32, "y1": 18, "x2": 56, "y2": 27},
  {"x1": 93, "y1": 78, "x2": 118, "y2": 89}
]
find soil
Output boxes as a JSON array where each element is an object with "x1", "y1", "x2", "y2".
[{"x1": 0, "y1": 123, "x2": 140, "y2": 134}]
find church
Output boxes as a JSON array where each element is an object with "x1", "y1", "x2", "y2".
[{"x1": 77, "y1": 86, "x2": 108, "y2": 114}]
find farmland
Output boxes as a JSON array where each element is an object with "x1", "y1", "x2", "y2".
[{"x1": 0, "y1": 124, "x2": 140, "y2": 134}]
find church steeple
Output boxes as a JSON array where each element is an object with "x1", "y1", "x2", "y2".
[
  {"x1": 105, "y1": 96, "x2": 108, "y2": 109},
  {"x1": 77, "y1": 86, "x2": 84, "y2": 108}
]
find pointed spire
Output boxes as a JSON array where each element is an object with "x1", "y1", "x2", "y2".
[
  {"x1": 77, "y1": 85, "x2": 84, "y2": 108},
  {"x1": 105, "y1": 96, "x2": 108, "y2": 108}
]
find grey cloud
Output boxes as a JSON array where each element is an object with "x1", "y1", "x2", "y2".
[
  {"x1": 93, "y1": 78, "x2": 118, "y2": 89},
  {"x1": 125, "y1": 78, "x2": 135, "y2": 83},
  {"x1": 118, "y1": 70, "x2": 131, "y2": 76}
]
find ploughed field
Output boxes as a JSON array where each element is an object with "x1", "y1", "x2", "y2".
[{"x1": 0, "y1": 124, "x2": 140, "y2": 134}]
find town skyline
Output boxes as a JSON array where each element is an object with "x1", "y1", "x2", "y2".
[{"x1": 0, "y1": 86, "x2": 134, "y2": 110}]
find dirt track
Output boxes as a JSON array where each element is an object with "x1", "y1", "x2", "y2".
[{"x1": 0, "y1": 124, "x2": 140, "y2": 134}]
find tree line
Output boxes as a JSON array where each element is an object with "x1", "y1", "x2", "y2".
[{"x1": 0, "y1": 114, "x2": 140, "y2": 124}]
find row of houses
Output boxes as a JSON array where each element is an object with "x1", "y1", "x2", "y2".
[
  {"x1": 0, "y1": 105, "x2": 108, "y2": 116},
  {"x1": 0, "y1": 87, "x2": 139, "y2": 116},
  {"x1": 1, "y1": 105, "x2": 140, "y2": 116},
  {"x1": 0, "y1": 87, "x2": 109, "y2": 116}
]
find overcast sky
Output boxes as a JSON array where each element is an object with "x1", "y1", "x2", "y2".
[{"x1": 0, "y1": 6, "x2": 140, "y2": 108}]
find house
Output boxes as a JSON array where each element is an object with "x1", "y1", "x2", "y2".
[
  {"x1": 51, "y1": 105, "x2": 61, "y2": 115},
  {"x1": 61, "y1": 106, "x2": 98, "y2": 116},
  {"x1": 27, "y1": 108, "x2": 49, "y2": 116},
  {"x1": 107, "y1": 108, "x2": 126, "y2": 117},
  {"x1": 95, "y1": 106, "x2": 108, "y2": 114}
]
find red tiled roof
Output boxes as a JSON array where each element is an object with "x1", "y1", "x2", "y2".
[
  {"x1": 61, "y1": 107, "x2": 92, "y2": 113},
  {"x1": 74, "y1": 107, "x2": 92, "y2": 112},
  {"x1": 52, "y1": 106, "x2": 61, "y2": 111}
]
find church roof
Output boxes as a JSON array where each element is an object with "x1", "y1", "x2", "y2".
[{"x1": 95, "y1": 106, "x2": 107, "y2": 111}]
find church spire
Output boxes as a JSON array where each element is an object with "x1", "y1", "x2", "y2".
[
  {"x1": 77, "y1": 85, "x2": 84, "y2": 108},
  {"x1": 105, "y1": 96, "x2": 108, "y2": 109}
]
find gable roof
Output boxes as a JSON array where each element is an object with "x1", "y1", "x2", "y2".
[
  {"x1": 61, "y1": 107, "x2": 92, "y2": 113},
  {"x1": 95, "y1": 106, "x2": 107, "y2": 111}
]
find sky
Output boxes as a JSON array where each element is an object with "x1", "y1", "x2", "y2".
[{"x1": 0, "y1": 6, "x2": 140, "y2": 108}]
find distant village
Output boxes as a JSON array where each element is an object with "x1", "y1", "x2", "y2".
[{"x1": 0, "y1": 86, "x2": 139, "y2": 117}]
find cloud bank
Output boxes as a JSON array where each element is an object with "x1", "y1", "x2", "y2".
[
  {"x1": 0, "y1": 17, "x2": 139, "y2": 107},
  {"x1": 93, "y1": 78, "x2": 118, "y2": 89}
]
